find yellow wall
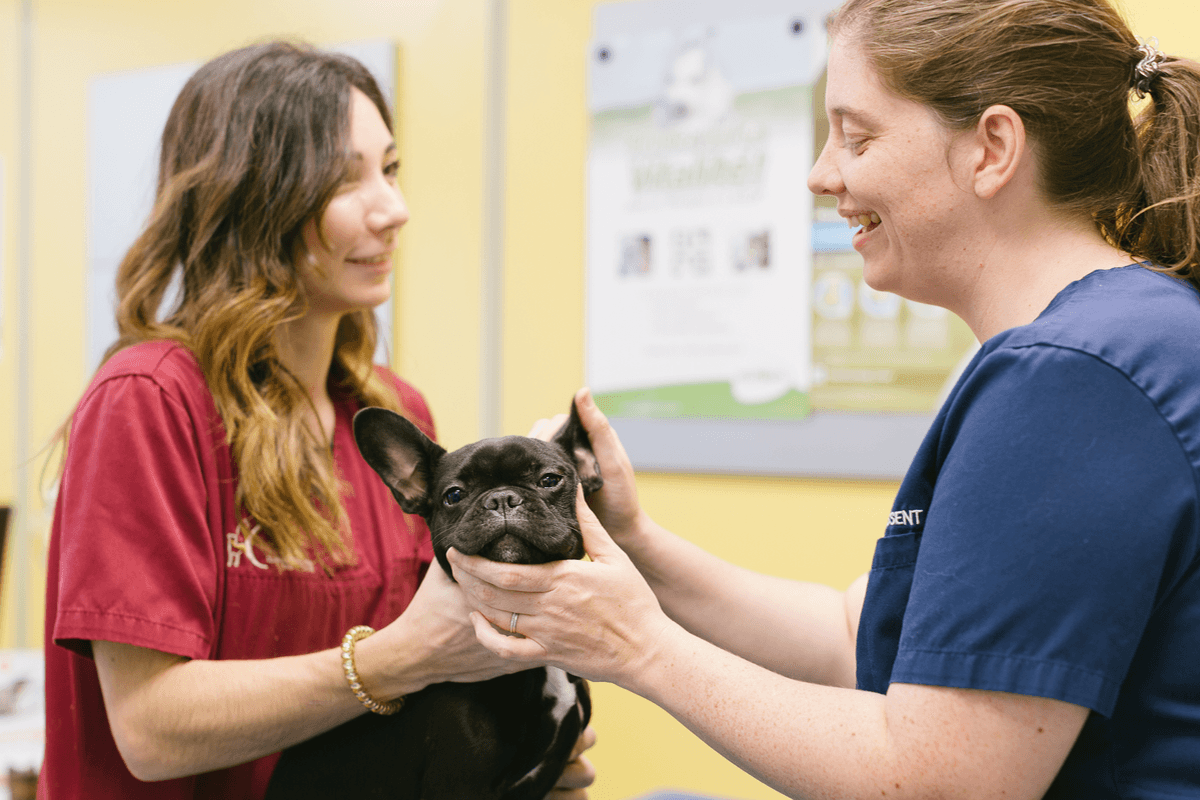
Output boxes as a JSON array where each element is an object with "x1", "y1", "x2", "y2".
[
  {"x1": 0, "y1": 0, "x2": 16, "y2": 509},
  {"x1": 0, "y1": 0, "x2": 23, "y2": 643},
  {"x1": 1, "y1": 1, "x2": 1196, "y2": 799}
]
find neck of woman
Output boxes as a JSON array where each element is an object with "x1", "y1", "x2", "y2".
[
  {"x1": 952, "y1": 207, "x2": 1133, "y2": 343},
  {"x1": 274, "y1": 311, "x2": 343, "y2": 441}
]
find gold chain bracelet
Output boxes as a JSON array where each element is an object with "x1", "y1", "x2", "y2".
[{"x1": 341, "y1": 625, "x2": 404, "y2": 715}]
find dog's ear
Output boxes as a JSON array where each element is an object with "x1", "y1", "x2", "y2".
[
  {"x1": 353, "y1": 407, "x2": 447, "y2": 518},
  {"x1": 551, "y1": 399, "x2": 603, "y2": 494}
]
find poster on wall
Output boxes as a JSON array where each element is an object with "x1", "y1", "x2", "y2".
[
  {"x1": 586, "y1": 0, "x2": 978, "y2": 478},
  {"x1": 85, "y1": 41, "x2": 398, "y2": 376}
]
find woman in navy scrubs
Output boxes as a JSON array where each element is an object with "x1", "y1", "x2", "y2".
[{"x1": 451, "y1": 1, "x2": 1200, "y2": 797}]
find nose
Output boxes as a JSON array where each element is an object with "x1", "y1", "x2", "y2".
[
  {"x1": 368, "y1": 181, "x2": 410, "y2": 236},
  {"x1": 807, "y1": 138, "x2": 845, "y2": 197},
  {"x1": 484, "y1": 490, "x2": 523, "y2": 512}
]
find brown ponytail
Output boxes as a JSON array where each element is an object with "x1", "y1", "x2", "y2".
[{"x1": 1111, "y1": 56, "x2": 1200, "y2": 285}]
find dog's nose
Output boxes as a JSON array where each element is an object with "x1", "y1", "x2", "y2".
[{"x1": 484, "y1": 490, "x2": 523, "y2": 511}]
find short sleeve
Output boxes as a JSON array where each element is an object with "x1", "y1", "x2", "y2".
[
  {"x1": 53, "y1": 374, "x2": 220, "y2": 660},
  {"x1": 891, "y1": 345, "x2": 1197, "y2": 715}
]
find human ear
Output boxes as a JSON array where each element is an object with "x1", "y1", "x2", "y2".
[{"x1": 970, "y1": 104, "x2": 1025, "y2": 200}]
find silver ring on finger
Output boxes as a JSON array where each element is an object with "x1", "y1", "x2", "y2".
[{"x1": 509, "y1": 612, "x2": 520, "y2": 635}]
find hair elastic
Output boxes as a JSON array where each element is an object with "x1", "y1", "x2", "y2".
[{"x1": 1133, "y1": 38, "x2": 1165, "y2": 99}]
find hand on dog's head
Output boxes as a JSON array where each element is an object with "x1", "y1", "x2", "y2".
[{"x1": 353, "y1": 400, "x2": 602, "y2": 577}]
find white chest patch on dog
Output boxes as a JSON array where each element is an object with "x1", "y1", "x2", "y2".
[
  {"x1": 511, "y1": 667, "x2": 579, "y2": 789},
  {"x1": 544, "y1": 667, "x2": 575, "y2": 724}
]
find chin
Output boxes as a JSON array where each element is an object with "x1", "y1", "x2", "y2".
[
  {"x1": 346, "y1": 283, "x2": 394, "y2": 311},
  {"x1": 363, "y1": 288, "x2": 393, "y2": 309},
  {"x1": 309, "y1": 292, "x2": 393, "y2": 318},
  {"x1": 860, "y1": 260, "x2": 899, "y2": 294}
]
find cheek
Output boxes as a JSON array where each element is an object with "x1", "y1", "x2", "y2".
[
  {"x1": 430, "y1": 510, "x2": 468, "y2": 542},
  {"x1": 842, "y1": 156, "x2": 891, "y2": 204},
  {"x1": 317, "y1": 197, "x2": 362, "y2": 254},
  {"x1": 555, "y1": 480, "x2": 581, "y2": 517}
]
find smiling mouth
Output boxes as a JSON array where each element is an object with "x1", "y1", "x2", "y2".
[
  {"x1": 849, "y1": 212, "x2": 882, "y2": 234},
  {"x1": 346, "y1": 254, "x2": 392, "y2": 267}
]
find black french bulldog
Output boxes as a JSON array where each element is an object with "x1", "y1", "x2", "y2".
[{"x1": 265, "y1": 401, "x2": 600, "y2": 800}]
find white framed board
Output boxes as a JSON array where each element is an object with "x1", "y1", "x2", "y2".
[{"x1": 586, "y1": 0, "x2": 978, "y2": 478}]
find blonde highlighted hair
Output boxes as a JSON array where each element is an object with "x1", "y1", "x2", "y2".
[{"x1": 90, "y1": 41, "x2": 405, "y2": 569}]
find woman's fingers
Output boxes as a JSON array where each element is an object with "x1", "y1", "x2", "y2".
[
  {"x1": 552, "y1": 754, "x2": 596, "y2": 791},
  {"x1": 571, "y1": 388, "x2": 643, "y2": 536},
  {"x1": 547, "y1": 707, "x2": 597, "y2": 799},
  {"x1": 569, "y1": 725, "x2": 597, "y2": 761},
  {"x1": 468, "y1": 611, "x2": 546, "y2": 661},
  {"x1": 450, "y1": 488, "x2": 671, "y2": 685},
  {"x1": 448, "y1": 492, "x2": 622, "y2": 619},
  {"x1": 573, "y1": 388, "x2": 622, "y2": 456},
  {"x1": 449, "y1": 548, "x2": 557, "y2": 603},
  {"x1": 574, "y1": 488, "x2": 624, "y2": 562}
]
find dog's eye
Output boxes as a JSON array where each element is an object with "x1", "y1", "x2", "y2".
[
  {"x1": 443, "y1": 487, "x2": 465, "y2": 506},
  {"x1": 538, "y1": 473, "x2": 563, "y2": 488}
]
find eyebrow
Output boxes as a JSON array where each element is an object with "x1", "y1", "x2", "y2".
[
  {"x1": 830, "y1": 106, "x2": 880, "y2": 128},
  {"x1": 346, "y1": 142, "x2": 398, "y2": 161}
]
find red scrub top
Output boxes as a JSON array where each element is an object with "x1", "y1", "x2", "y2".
[{"x1": 39, "y1": 341, "x2": 435, "y2": 799}]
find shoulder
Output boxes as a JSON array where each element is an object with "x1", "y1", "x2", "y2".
[
  {"x1": 953, "y1": 264, "x2": 1200, "y2": 468},
  {"x1": 372, "y1": 365, "x2": 436, "y2": 440},
  {"x1": 78, "y1": 341, "x2": 214, "y2": 418},
  {"x1": 996, "y1": 265, "x2": 1200, "y2": 366},
  {"x1": 975, "y1": 265, "x2": 1200, "y2": 405},
  {"x1": 91, "y1": 340, "x2": 205, "y2": 387}
]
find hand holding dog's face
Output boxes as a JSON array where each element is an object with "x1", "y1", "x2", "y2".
[{"x1": 353, "y1": 402, "x2": 602, "y2": 577}]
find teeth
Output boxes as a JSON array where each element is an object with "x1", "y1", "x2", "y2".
[
  {"x1": 848, "y1": 213, "x2": 881, "y2": 229},
  {"x1": 870, "y1": 212, "x2": 881, "y2": 224}
]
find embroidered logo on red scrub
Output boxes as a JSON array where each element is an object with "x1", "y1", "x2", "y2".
[{"x1": 226, "y1": 524, "x2": 269, "y2": 570}]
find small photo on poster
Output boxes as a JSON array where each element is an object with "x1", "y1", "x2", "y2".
[
  {"x1": 731, "y1": 228, "x2": 770, "y2": 272},
  {"x1": 670, "y1": 227, "x2": 712, "y2": 277},
  {"x1": 619, "y1": 233, "x2": 653, "y2": 277}
]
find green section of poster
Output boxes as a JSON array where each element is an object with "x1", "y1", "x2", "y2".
[
  {"x1": 596, "y1": 383, "x2": 811, "y2": 420},
  {"x1": 592, "y1": 85, "x2": 810, "y2": 139}
]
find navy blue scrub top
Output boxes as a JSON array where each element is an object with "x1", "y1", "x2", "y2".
[{"x1": 857, "y1": 265, "x2": 1200, "y2": 799}]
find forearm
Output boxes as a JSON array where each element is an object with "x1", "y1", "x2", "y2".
[
  {"x1": 96, "y1": 563, "x2": 521, "y2": 781},
  {"x1": 94, "y1": 627, "x2": 448, "y2": 781},
  {"x1": 631, "y1": 628, "x2": 886, "y2": 800},
  {"x1": 625, "y1": 623, "x2": 1078, "y2": 800},
  {"x1": 619, "y1": 512, "x2": 858, "y2": 687},
  {"x1": 94, "y1": 641, "x2": 370, "y2": 780}
]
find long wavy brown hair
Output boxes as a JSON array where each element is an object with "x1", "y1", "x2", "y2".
[
  {"x1": 88, "y1": 41, "x2": 405, "y2": 570},
  {"x1": 829, "y1": 0, "x2": 1200, "y2": 286}
]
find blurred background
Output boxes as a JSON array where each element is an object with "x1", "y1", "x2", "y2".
[{"x1": 0, "y1": 1, "x2": 1193, "y2": 797}]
